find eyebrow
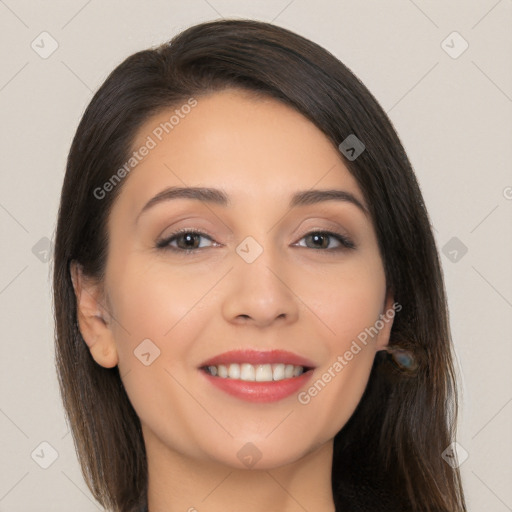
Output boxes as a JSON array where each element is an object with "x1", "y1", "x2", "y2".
[{"x1": 136, "y1": 186, "x2": 369, "y2": 224}]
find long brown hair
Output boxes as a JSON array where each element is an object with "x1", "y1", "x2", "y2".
[{"x1": 53, "y1": 18, "x2": 466, "y2": 511}]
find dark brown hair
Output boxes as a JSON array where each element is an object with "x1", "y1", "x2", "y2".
[{"x1": 53, "y1": 18, "x2": 466, "y2": 512}]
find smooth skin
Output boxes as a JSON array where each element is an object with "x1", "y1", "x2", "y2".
[{"x1": 71, "y1": 88, "x2": 395, "y2": 512}]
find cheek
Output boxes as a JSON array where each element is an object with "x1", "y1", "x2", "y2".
[
  {"x1": 105, "y1": 259, "x2": 216, "y2": 454},
  {"x1": 108, "y1": 255, "x2": 208, "y2": 336},
  {"x1": 105, "y1": 252, "x2": 235, "y2": 432},
  {"x1": 290, "y1": 258, "x2": 385, "y2": 435},
  {"x1": 302, "y1": 255, "x2": 386, "y2": 348},
  {"x1": 326, "y1": 287, "x2": 383, "y2": 346}
]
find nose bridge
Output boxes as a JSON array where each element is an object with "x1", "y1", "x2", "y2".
[
  {"x1": 235, "y1": 232, "x2": 285, "y2": 291},
  {"x1": 221, "y1": 231, "x2": 298, "y2": 326}
]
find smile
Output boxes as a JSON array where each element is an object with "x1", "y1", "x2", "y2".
[{"x1": 198, "y1": 350, "x2": 316, "y2": 403}]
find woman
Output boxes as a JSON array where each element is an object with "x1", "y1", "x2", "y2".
[{"x1": 53, "y1": 19, "x2": 467, "y2": 511}]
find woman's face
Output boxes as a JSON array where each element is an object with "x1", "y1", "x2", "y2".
[{"x1": 90, "y1": 88, "x2": 394, "y2": 469}]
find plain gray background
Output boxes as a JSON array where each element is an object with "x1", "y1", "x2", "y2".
[{"x1": 1, "y1": 1, "x2": 511, "y2": 510}]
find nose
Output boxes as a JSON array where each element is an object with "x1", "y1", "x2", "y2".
[{"x1": 221, "y1": 242, "x2": 299, "y2": 328}]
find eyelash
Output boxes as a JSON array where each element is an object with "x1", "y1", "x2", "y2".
[{"x1": 155, "y1": 227, "x2": 356, "y2": 254}]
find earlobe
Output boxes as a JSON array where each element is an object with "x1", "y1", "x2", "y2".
[
  {"x1": 70, "y1": 261, "x2": 119, "y2": 368},
  {"x1": 88, "y1": 338, "x2": 119, "y2": 369}
]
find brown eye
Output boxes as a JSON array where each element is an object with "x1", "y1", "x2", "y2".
[
  {"x1": 297, "y1": 231, "x2": 356, "y2": 251},
  {"x1": 156, "y1": 229, "x2": 215, "y2": 252}
]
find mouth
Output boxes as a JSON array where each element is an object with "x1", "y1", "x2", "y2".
[{"x1": 198, "y1": 349, "x2": 316, "y2": 403}]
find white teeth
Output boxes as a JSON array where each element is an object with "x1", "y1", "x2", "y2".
[
  {"x1": 284, "y1": 364, "x2": 294, "y2": 379},
  {"x1": 240, "y1": 363, "x2": 255, "y2": 381},
  {"x1": 205, "y1": 363, "x2": 306, "y2": 381},
  {"x1": 272, "y1": 363, "x2": 285, "y2": 381},
  {"x1": 255, "y1": 364, "x2": 273, "y2": 382},
  {"x1": 228, "y1": 363, "x2": 240, "y2": 379}
]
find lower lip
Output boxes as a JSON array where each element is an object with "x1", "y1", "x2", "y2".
[{"x1": 200, "y1": 369, "x2": 314, "y2": 403}]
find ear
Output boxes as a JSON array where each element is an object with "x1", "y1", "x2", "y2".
[
  {"x1": 70, "y1": 261, "x2": 118, "y2": 368},
  {"x1": 375, "y1": 289, "x2": 397, "y2": 352}
]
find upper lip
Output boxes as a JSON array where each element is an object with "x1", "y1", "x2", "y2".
[{"x1": 199, "y1": 349, "x2": 316, "y2": 369}]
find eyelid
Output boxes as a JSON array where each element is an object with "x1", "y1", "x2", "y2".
[
  {"x1": 293, "y1": 228, "x2": 356, "y2": 251},
  {"x1": 155, "y1": 227, "x2": 218, "y2": 250}
]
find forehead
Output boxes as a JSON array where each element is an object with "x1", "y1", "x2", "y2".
[{"x1": 117, "y1": 88, "x2": 364, "y2": 212}]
